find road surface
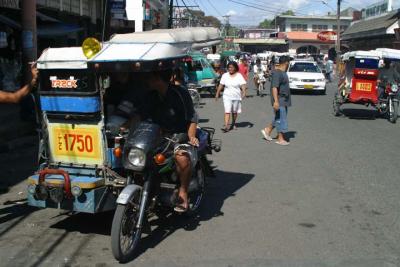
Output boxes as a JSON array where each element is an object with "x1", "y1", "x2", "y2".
[{"x1": 0, "y1": 78, "x2": 399, "y2": 267}]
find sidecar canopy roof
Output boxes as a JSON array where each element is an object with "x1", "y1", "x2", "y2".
[
  {"x1": 37, "y1": 47, "x2": 87, "y2": 69},
  {"x1": 90, "y1": 27, "x2": 221, "y2": 63},
  {"x1": 342, "y1": 50, "x2": 381, "y2": 61},
  {"x1": 375, "y1": 48, "x2": 400, "y2": 60}
]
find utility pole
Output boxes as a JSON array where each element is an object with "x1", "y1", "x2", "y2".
[
  {"x1": 168, "y1": 0, "x2": 174, "y2": 28},
  {"x1": 336, "y1": 0, "x2": 342, "y2": 60},
  {"x1": 223, "y1": 15, "x2": 231, "y2": 37},
  {"x1": 21, "y1": 0, "x2": 37, "y2": 83}
]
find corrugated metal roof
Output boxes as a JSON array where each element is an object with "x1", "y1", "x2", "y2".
[{"x1": 342, "y1": 10, "x2": 400, "y2": 40}]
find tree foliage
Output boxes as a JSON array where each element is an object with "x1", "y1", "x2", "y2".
[
  {"x1": 258, "y1": 10, "x2": 295, "y2": 29},
  {"x1": 183, "y1": 9, "x2": 221, "y2": 28}
]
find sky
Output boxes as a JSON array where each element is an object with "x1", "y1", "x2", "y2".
[{"x1": 184, "y1": 0, "x2": 400, "y2": 26}]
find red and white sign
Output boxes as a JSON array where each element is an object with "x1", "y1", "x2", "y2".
[{"x1": 317, "y1": 31, "x2": 337, "y2": 42}]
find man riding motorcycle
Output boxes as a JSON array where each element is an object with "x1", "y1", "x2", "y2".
[
  {"x1": 253, "y1": 58, "x2": 267, "y2": 94},
  {"x1": 378, "y1": 58, "x2": 400, "y2": 98},
  {"x1": 115, "y1": 70, "x2": 199, "y2": 213}
]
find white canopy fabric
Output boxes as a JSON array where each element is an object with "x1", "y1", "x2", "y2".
[
  {"x1": 342, "y1": 50, "x2": 381, "y2": 61},
  {"x1": 90, "y1": 42, "x2": 191, "y2": 62},
  {"x1": 91, "y1": 27, "x2": 221, "y2": 63},
  {"x1": 375, "y1": 48, "x2": 400, "y2": 60},
  {"x1": 37, "y1": 47, "x2": 87, "y2": 69},
  {"x1": 110, "y1": 27, "x2": 221, "y2": 50}
]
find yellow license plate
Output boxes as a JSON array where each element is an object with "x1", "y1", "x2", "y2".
[
  {"x1": 356, "y1": 83, "x2": 372, "y2": 92},
  {"x1": 48, "y1": 123, "x2": 103, "y2": 165},
  {"x1": 304, "y1": 84, "x2": 314, "y2": 89}
]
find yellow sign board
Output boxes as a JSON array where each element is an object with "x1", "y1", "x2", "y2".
[
  {"x1": 48, "y1": 123, "x2": 104, "y2": 165},
  {"x1": 356, "y1": 82, "x2": 372, "y2": 92}
]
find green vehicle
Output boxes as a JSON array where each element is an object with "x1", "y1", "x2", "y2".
[{"x1": 186, "y1": 51, "x2": 218, "y2": 95}]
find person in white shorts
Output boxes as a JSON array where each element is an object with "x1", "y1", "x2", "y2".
[{"x1": 215, "y1": 61, "x2": 247, "y2": 132}]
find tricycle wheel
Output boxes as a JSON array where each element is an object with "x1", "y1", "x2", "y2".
[
  {"x1": 111, "y1": 193, "x2": 142, "y2": 263},
  {"x1": 333, "y1": 94, "x2": 342, "y2": 117},
  {"x1": 389, "y1": 99, "x2": 398, "y2": 124},
  {"x1": 185, "y1": 165, "x2": 205, "y2": 217}
]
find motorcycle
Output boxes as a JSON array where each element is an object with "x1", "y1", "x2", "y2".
[
  {"x1": 256, "y1": 73, "x2": 267, "y2": 96},
  {"x1": 111, "y1": 122, "x2": 221, "y2": 262},
  {"x1": 378, "y1": 81, "x2": 399, "y2": 123}
]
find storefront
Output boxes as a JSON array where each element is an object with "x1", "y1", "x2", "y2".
[{"x1": 342, "y1": 9, "x2": 400, "y2": 50}]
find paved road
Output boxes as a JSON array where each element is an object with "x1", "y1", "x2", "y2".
[{"x1": 1, "y1": 77, "x2": 400, "y2": 267}]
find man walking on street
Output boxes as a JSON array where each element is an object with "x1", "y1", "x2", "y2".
[
  {"x1": 324, "y1": 57, "x2": 333, "y2": 83},
  {"x1": 261, "y1": 56, "x2": 291, "y2": 146}
]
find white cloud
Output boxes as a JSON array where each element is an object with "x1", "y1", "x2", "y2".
[
  {"x1": 287, "y1": 0, "x2": 309, "y2": 10},
  {"x1": 226, "y1": 10, "x2": 237, "y2": 16}
]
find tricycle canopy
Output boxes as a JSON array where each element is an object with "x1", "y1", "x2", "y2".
[
  {"x1": 375, "y1": 48, "x2": 400, "y2": 61},
  {"x1": 37, "y1": 47, "x2": 88, "y2": 69},
  {"x1": 90, "y1": 27, "x2": 221, "y2": 64},
  {"x1": 341, "y1": 50, "x2": 381, "y2": 61}
]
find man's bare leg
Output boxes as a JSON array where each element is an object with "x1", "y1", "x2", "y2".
[
  {"x1": 175, "y1": 152, "x2": 191, "y2": 211},
  {"x1": 231, "y1": 113, "x2": 238, "y2": 129}
]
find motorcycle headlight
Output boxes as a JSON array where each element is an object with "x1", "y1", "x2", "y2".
[{"x1": 128, "y1": 148, "x2": 146, "y2": 168}]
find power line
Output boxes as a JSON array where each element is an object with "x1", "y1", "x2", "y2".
[{"x1": 205, "y1": 0, "x2": 224, "y2": 17}]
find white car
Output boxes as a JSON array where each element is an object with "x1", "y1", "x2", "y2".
[{"x1": 288, "y1": 61, "x2": 326, "y2": 94}]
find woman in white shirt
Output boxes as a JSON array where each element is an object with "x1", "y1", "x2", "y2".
[{"x1": 215, "y1": 61, "x2": 247, "y2": 132}]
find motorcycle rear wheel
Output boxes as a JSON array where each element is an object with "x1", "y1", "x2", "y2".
[
  {"x1": 111, "y1": 191, "x2": 142, "y2": 263},
  {"x1": 186, "y1": 166, "x2": 205, "y2": 217}
]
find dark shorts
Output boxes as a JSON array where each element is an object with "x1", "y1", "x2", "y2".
[{"x1": 272, "y1": 106, "x2": 288, "y2": 133}]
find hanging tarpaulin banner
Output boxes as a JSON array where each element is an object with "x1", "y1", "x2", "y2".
[
  {"x1": 144, "y1": 0, "x2": 151, "y2": 21},
  {"x1": 110, "y1": 0, "x2": 127, "y2": 20},
  {"x1": 0, "y1": 0, "x2": 19, "y2": 9}
]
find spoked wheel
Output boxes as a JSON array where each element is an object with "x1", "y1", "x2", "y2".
[
  {"x1": 186, "y1": 165, "x2": 205, "y2": 217},
  {"x1": 389, "y1": 98, "x2": 398, "y2": 124},
  {"x1": 333, "y1": 93, "x2": 342, "y2": 117},
  {"x1": 111, "y1": 190, "x2": 142, "y2": 263}
]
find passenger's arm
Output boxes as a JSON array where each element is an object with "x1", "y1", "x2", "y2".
[
  {"x1": 0, "y1": 65, "x2": 38, "y2": 104},
  {"x1": 0, "y1": 84, "x2": 31, "y2": 104},
  {"x1": 215, "y1": 84, "x2": 224, "y2": 100}
]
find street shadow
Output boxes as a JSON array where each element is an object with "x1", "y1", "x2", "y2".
[
  {"x1": 341, "y1": 108, "x2": 378, "y2": 120},
  {"x1": 199, "y1": 93, "x2": 215, "y2": 99},
  {"x1": 0, "y1": 201, "x2": 39, "y2": 238},
  {"x1": 46, "y1": 169, "x2": 254, "y2": 263},
  {"x1": 50, "y1": 211, "x2": 114, "y2": 236},
  {"x1": 199, "y1": 118, "x2": 210, "y2": 124},
  {"x1": 290, "y1": 90, "x2": 325, "y2": 96},
  {"x1": 235, "y1": 121, "x2": 254, "y2": 128},
  {"x1": 284, "y1": 131, "x2": 297, "y2": 142},
  {"x1": 131, "y1": 170, "x2": 254, "y2": 260}
]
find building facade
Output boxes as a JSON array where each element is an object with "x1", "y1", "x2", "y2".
[{"x1": 274, "y1": 14, "x2": 353, "y2": 56}]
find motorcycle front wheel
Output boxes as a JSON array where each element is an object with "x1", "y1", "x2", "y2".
[
  {"x1": 111, "y1": 191, "x2": 142, "y2": 263},
  {"x1": 389, "y1": 98, "x2": 399, "y2": 123}
]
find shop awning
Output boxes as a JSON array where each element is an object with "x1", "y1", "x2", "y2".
[
  {"x1": 38, "y1": 23, "x2": 83, "y2": 38},
  {"x1": 233, "y1": 38, "x2": 287, "y2": 45},
  {"x1": 0, "y1": 14, "x2": 21, "y2": 30},
  {"x1": 342, "y1": 10, "x2": 400, "y2": 40}
]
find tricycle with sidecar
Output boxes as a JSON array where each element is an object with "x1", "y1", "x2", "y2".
[{"x1": 27, "y1": 28, "x2": 222, "y2": 263}]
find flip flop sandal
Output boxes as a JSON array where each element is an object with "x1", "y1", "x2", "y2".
[
  {"x1": 221, "y1": 128, "x2": 230, "y2": 133},
  {"x1": 275, "y1": 141, "x2": 290, "y2": 146},
  {"x1": 174, "y1": 204, "x2": 188, "y2": 213},
  {"x1": 261, "y1": 129, "x2": 273, "y2": 141}
]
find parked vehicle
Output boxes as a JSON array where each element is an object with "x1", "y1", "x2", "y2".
[
  {"x1": 27, "y1": 28, "x2": 222, "y2": 263},
  {"x1": 187, "y1": 51, "x2": 219, "y2": 95},
  {"x1": 288, "y1": 60, "x2": 327, "y2": 94},
  {"x1": 333, "y1": 49, "x2": 400, "y2": 123}
]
